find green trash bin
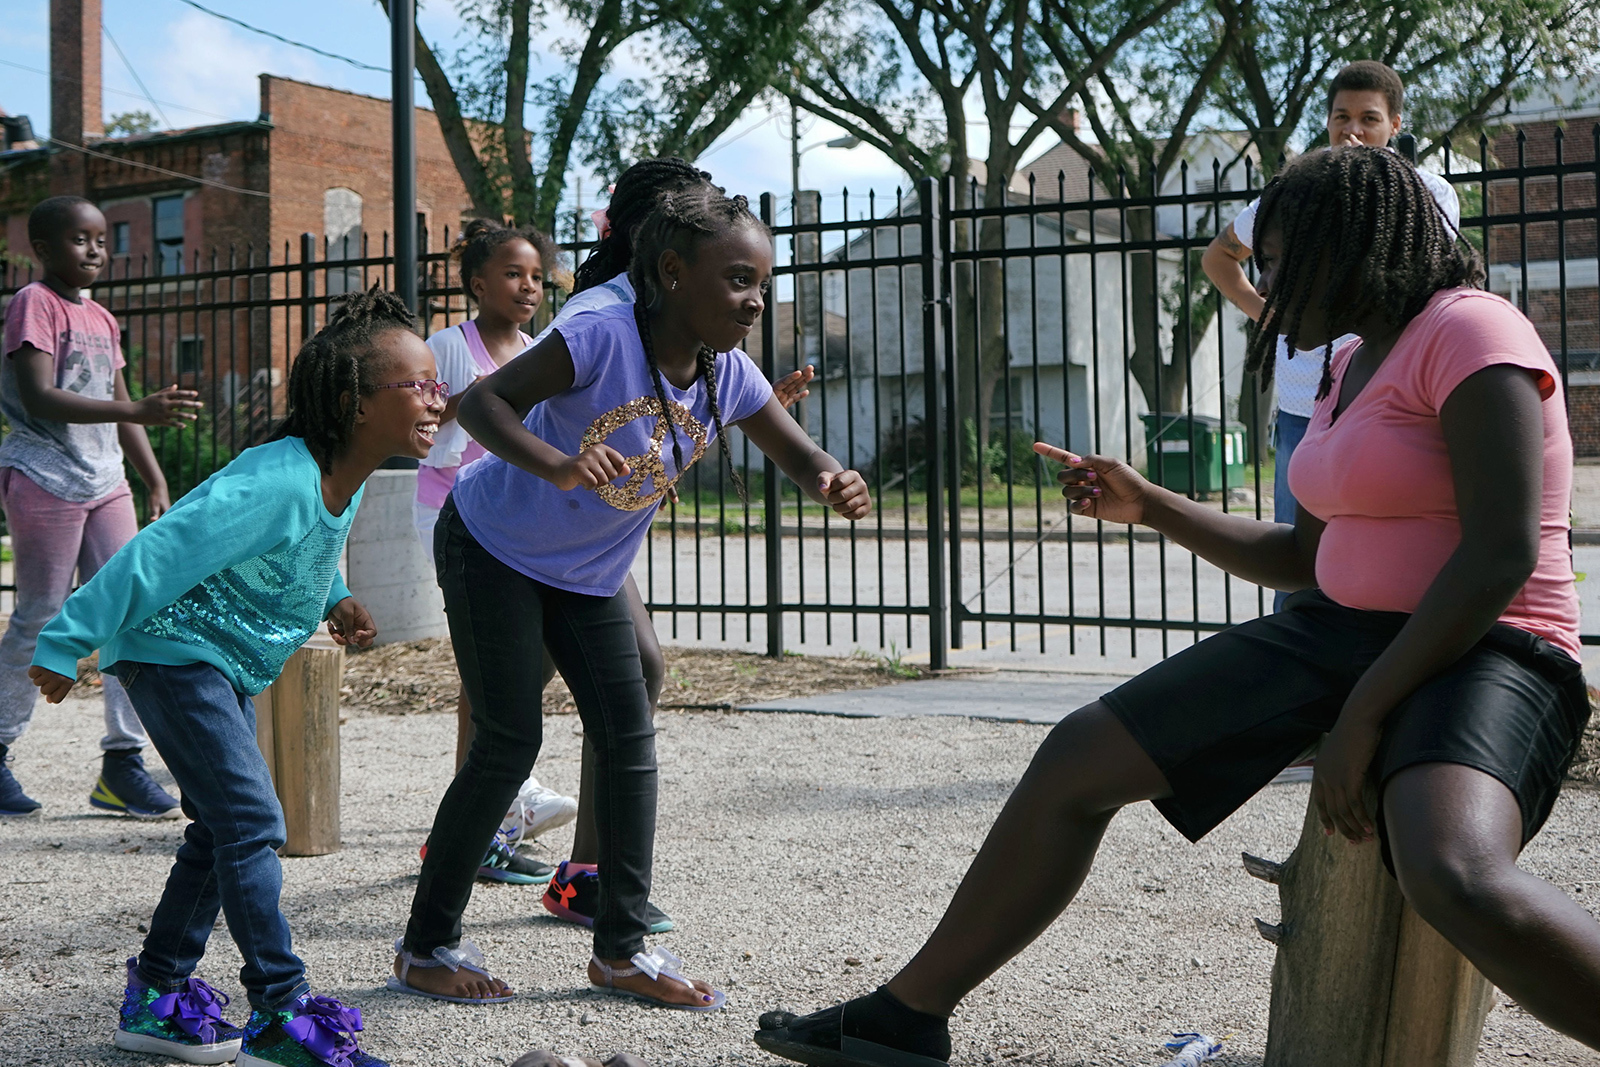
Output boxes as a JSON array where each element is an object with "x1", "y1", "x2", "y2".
[{"x1": 1141, "y1": 412, "x2": 1248, "y2": 498}]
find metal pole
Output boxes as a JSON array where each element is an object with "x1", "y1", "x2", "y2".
[
  {"x1": 919, "y1": 176, "x2": 948, "y2": 670},
  {"x1": 760, "y1": 192, "x2": 784, "y2": 657},
  {"x1": 390, "y1": 0, "x2": 418, "y2": 313}
]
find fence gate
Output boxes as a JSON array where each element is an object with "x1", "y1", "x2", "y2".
[{"x1": 3, "y1": 125, "x2": 1596, "y2": 659}]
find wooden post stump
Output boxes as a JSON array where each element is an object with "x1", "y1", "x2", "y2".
[
  {"x1": 1247, "y1": 791, "x2": 1495, "y2": 1067},
  {"x1": 255, "y1": 632, "x2": 344, "y2": 856}
]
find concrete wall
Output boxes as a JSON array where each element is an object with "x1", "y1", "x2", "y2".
[{"x1": 345, "y1": 470, "x2": 448, "y2": 645}]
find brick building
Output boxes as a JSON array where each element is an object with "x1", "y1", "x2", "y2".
[
  {"x1": 1484, "y1": 82, "x2": 1600, "y2": 453},
  {"x1": 1, "y1": 0, "x2": 475, "y2": 400}
]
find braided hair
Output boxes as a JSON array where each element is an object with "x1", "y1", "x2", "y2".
[
  {"x1": 573, "y1": 158, "x2": 714, "y2": 294},
  {"x1": 270, "y1": 285, "x2": 417, "y2": 472},
  {"x1": 452, "y1": 217, "x2": 558, "y2": 304},
  {"x1": 629, "y1": 186, "x2": 769, "y2": 501},
  {"x1": 1247, "y1": 145, "x2": 1482, "y2": 400}
]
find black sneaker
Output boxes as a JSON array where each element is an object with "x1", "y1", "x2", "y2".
[
  {"x1": 478, "y1": 829, "x2": 555, "y2": 885},
  {"x1": 0, "y1": 744, "x2": 42, "y2": 817},
  {"x1": 91, "y1": 749, "x2": 180, "y2": 819},
  {"x1": 541, "y1": 860, "x2": 675, "y2": 933}
]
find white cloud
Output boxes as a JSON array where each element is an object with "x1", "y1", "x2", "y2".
[{"x1": 143, "y1": 10, "x2": 326, "y2": 122}]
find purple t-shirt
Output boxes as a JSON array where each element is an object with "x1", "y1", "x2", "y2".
[{"x1": 452, "y1": 302, "x2": 774, "y2": 596}]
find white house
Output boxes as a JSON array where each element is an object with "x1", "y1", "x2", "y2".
[{"x1": 765, "y1": 135, "x2": 1265, "y2": 477}]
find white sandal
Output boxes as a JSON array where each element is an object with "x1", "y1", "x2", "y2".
[
  {"x1": 589, "y1": 948, "x2": 725, "y2": 1012},
  {"x1": 386, "y1": 938, "x2": 515, "y2": 1004}
]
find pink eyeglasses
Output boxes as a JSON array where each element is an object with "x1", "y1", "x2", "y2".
[{"x1": 377, "y1": 379, "x2": 451, "y2": 402}]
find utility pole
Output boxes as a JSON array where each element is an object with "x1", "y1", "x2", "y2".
[
  {"x1": 390, "y1": 0, "x2": 418, "y2": 314},
  {"x1": 790, "y1": 99, "x2": 801, "y2": 217}
]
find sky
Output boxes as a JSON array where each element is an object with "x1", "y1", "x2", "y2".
[{"x1": 0, "y1": 0, "x2": 979, "y2": 225}]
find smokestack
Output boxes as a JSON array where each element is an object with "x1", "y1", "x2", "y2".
[{"x1": 49, "y1": 0, "x2": 101, "y2": 193}]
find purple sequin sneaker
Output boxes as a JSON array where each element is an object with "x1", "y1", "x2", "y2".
[
  {"x1": 114, "y1": 958, "x2": 243, "y2": 1064},
  {"x1": 237, "y1": 994, "x2": 387, "y2": 1067}
]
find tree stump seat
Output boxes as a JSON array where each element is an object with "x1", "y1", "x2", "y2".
[
  {"x1": 1247, "y1": 789, "x2": 1495, "y2": 1067},
  {"x1": 254, "y1": 632, "x2": 345, "y2": 856}
]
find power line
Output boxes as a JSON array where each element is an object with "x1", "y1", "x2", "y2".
[
  {"x1": 171, "y1": 0, "x2": 389, "y2": 72},
  {"x1": 0, "y1": 59, "x2": 238, "y2": 123},
  {"x1": 103, "y1": 25, "x2": 172, "y2": 129}
]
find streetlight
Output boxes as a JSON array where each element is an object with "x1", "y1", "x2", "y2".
[{"x1": 789, "y1": 100, "x2": 863, "y2": 211}]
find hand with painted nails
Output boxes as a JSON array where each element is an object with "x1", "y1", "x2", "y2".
[
  {"x1": 1311, "y1": 712, "x2": 1382, "y2": 843},
  {"x1": 1032, "y1": 442, "x2": 1151, "y2": 525}
]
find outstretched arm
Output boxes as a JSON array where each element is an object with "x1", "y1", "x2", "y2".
[
  {"x1": 1038, "y1": 441, "x2": 1321, "y2": 591},
  {"x1": 1200, "y1": 222, "x2": 1265, "y2": 322},
  {"x1": 736, "y1": 396, "x2": 870, "y2": 519},
  {"x1": 12, "y1": 345, "x2": 201, "y2": 426},
  {"x1": 456, "y1": 332, "x2": 632, "y2": 491}
]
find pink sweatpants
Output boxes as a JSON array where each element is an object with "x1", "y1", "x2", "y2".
[{"x1": 0, "y1": 467, "x2": 146, "y2": 751}]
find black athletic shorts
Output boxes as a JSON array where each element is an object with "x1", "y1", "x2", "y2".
[{"x1": 1100, "y1": 590, "x2": 1590, "y2": 854}]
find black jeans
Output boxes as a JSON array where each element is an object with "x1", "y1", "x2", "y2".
[{"x1": 404, "y1": 497, "x2": 658, "y2": 959}]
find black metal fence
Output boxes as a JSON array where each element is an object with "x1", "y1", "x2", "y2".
[{"x1": 2, "y1": 124, "x2": 1596, "y2": 665}]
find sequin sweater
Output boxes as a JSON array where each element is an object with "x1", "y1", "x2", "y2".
[{"x1": 32, "y1": 437, "x2": 360, "y2": 695}]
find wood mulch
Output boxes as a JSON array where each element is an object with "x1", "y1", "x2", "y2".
[{"x1": 338, "y1": 638, "x2": 930, "y2": 716}]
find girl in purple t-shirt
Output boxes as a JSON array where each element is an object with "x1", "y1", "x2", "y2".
[{"x1": 390, "y1": 188, "x2": 870, "y2": 1010}]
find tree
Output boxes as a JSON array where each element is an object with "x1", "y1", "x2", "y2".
[
  {"x1": 790, "y1": 0, "x2": 1231, "y2": 442},
  {"x1": 106, "y1": 111, "x2": 158, "y2": 137},
  {"x1": 1215, "y1": 0, "x2": 1600, "y2": 171},
  {"x1": 383, "y1": 0, "x2": 820, "y2": 234},
  {"x1": 1202, "y1": 0, "x2": 1600, "y2": 432}
]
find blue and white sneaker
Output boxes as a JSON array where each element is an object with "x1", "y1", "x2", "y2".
[
  {"x1": 238, "y1": 994, "x2": 387, "y2": 1067},
  {"x1": 90, "y1": 749, "x2": 180, "y2": 818},
  {"x1": 0, "y1": 744, "x2": 42, "y2": 817},
  {"x1": 115, "y1": 958, "x2": 243, "y2": 1064}
]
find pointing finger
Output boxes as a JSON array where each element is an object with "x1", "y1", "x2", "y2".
[{"x1": 1032, "y1": 441, "x2": 1080, "y2": 465}]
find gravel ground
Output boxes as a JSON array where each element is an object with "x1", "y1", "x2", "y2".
[{"x1": 2, "y1": 694, "x2": 1598, "y2": 1067}]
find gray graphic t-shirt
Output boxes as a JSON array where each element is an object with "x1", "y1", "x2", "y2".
[{"x1": 0, "y1": 282, "x2": 127, "y2": 502}]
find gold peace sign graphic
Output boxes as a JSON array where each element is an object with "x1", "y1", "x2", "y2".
[{"x1": 579, "y1": 395, "x2": 708, "y2": 511}]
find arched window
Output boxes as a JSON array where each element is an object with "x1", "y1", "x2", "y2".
[{"x1": 324, "y1": 188, "x2": 363, "y2": 295}]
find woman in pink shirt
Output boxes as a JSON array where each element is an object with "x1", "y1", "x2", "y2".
[{"x1": 755, "y1": 146, "x2": 1598, "y2": 1066}]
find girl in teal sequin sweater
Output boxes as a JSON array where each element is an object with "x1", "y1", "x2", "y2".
[{"x1": 27, "y1": 289, "x2": 445, "y2": 1067}]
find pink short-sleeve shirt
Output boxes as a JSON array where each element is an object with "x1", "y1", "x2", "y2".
[{"x1": 1288, "y1": 288, "x2": 1579, "y2": 660}]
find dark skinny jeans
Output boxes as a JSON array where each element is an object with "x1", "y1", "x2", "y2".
[{"x1": 404, "y1": 497, "x2": 657, "y2": 959}]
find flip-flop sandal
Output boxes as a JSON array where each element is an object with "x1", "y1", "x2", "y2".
[
  {"x1": 589, "y1": 948, "x2": 726, "y2": 1012},
  {"x1": 511, "y1": 1054, "x2": 651, "y2": 1067},
  {"x1": 385, "y1": 938, "x2": 516, "y2": 1005},
  {"x1": 753, "y1": 1004, "x2": 948, "y2": 1067}
]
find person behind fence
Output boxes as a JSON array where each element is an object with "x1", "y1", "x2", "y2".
[
  {"x1": 389, "y1": 185, "x2": 869, "y2": 1009},
  {"x1": 1201, "y1": 60, "x2": 1459, "y2": 614},
  {"x1": 26, "y1": 287, "x2": 444, "y2": 1067},
  {"x1": 0, "y1": 195, "x2": 204, "y2": 820},
  {"x1": 413, "y1": 216, "x2": 579, "y2": 887},
  {"x1": 526, "y1": 156, "x2": 814, "y2": 937},
  {"x1": 753, "y1": 145, "x2": 1599, "y2": 1066}
]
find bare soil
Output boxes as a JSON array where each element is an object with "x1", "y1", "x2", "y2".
[{"x1": 339, "y1": 638, "x2": 931, "y2": 716}]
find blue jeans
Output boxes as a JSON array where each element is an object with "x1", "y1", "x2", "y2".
[
  {"x1": 1272, "y1": 412, "x2": 1311, "y2": 613},
  {"x1": 112, "y1": 660, "x2": 308, "y2": 1011}
]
